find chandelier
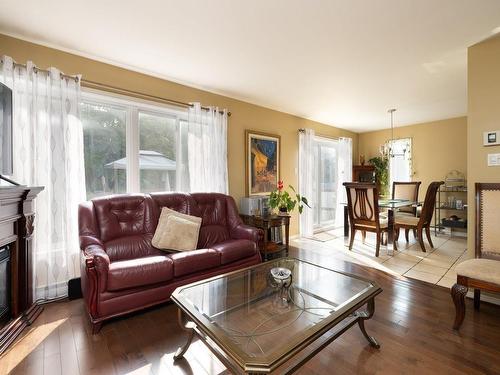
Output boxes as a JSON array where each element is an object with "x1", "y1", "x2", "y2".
[{"x1": 380, "y1": 108, "x2": 409, "y2": 158}]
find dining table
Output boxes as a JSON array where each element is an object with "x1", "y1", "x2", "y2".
[{"x1": 343, "y1": 199, "x2": 417, "y2": 256}]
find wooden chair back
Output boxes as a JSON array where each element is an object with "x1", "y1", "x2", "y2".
[
  {"x1": 418, "y1": 181, "x2": 444, "y2": 226},
  {"x1": 476, "y1": 183, "x2": 500, "y2": 260},
  {"x1": 393, "y1": 181, "x2": 421, "y2": 215},
  {"x1": 344, "y1": 183, "x2": 381, "y2": 229}
]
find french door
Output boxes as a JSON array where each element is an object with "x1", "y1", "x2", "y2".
[{"x1": 312, "y1": 137, "x2": 338, "y2": 230}]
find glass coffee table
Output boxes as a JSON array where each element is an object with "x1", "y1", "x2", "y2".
[{"x1": 171, "y1": 258, "x2": 382, "y2": 374}]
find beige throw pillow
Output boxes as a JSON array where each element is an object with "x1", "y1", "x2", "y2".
[{"x1": 152, "y1": 207, "x2": 202, "y2": 251}]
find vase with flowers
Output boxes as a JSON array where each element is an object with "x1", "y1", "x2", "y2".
[{"x1": 269, "y1": 180, "x2": 310, "y2": 215}]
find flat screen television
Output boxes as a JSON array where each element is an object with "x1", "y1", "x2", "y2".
[{"x1": 0, "y1": 82, "x2": 13, "y2": 176}]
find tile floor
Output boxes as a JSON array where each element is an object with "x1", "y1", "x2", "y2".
[{"x1": 291, "y1": 227, "x2": 470, "y2": 288}]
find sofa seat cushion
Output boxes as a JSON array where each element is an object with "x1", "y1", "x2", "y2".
[
  {"x1": 170, "y1": 249, "x2": 220, "y2": 278},
  {"x1": 212, "y1": 239, "x2": 257, "y2": 265},
  {"x1": 108, "y1": 256, "x2": 174, "y2": 291}
]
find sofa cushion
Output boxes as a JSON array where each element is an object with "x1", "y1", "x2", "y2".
[
  {"x1": 105, "y1": 234, "x2": 161, "y2": 262},
  {"x1": 198, "y1": 224, "x2": 230, "y2": 248},
  {"x1": 211, "y1": 239, "x2": 257, "y2": 265},
  {"x1": 107, "y1": 255, "x2": 174, "y2": 291},
  {"x1": 170, "y1": 249, "x2": 220, "y2": 278},
  {"x1": 92, "y1": 194, "x2": 155, "y2": 242},
  {"x1": 150, "y1": 192, "x2": 197, "y2": 217},
  {"x1": 152, "y1": 207, "x2": 202, "y2": 250},
  {"x1": 156, "y1": 215, "x2": 202, "y2": 251}
]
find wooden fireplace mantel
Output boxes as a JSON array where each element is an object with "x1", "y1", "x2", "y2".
[{"x1": 0, "y1": 185, "x2": 44, "y2": 355}]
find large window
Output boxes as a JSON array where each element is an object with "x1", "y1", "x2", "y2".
[
  {"x1": 81, "y1": 92, "x2": 188, "y2": 199},
  {"x1": 81, "y1": 102, "x2": 127, "y2": 198}
]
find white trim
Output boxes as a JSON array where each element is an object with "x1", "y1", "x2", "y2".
[{"x1": 127, "y1": 107, "x2": 139, "y2": 192}]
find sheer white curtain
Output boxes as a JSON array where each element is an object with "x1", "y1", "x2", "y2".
[
  {"x1": 299, "y1": 128, "x2": 315, "y2": 237},
  {"x1": 187, "y1": 103, "x2": 228, "y2": 193},
  {"x1": 1, "y1": 56, "x2": 85, "y2": 301},
  {"x1": 335, "y1": 137, "x2": 352, "y2": 227}
]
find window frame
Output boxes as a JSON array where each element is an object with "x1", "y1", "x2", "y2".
[{"x1": 81, "y1": 89, "x2": 188, "y2": 196}]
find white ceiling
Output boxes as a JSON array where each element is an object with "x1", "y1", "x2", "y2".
[{"x1": 2, "y1": 0, "x2": 500, "y2": 132}]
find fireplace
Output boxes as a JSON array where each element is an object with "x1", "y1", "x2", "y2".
[
  {"x1": 0, "y1": 186, "x2": 43, "y2": 354},
  {"x1": 0, "y1": 245, "x2": 10, "y2": 327}
]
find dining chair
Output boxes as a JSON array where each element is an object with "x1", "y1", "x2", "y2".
[
  {"x1": 344, "y1": 183, "x2": 388, "y2": 257},
  {"x1": 393, "y1": 181, "x2": 421, "y2": 241},
  {"x1": 393, "y1": 181, "x2": 421, "y2": 216},
  {"x1": 452, "y1": 183, "x2": 500, "y2": 330},
  {"x1": 393, "y1": 181, "x2": 443, "y2": 252}
]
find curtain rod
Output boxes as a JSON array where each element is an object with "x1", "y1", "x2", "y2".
[
  {"x1": 81, "y1": 79, "x2": 231, "y2": 116},
  {"x1": 5, "y1": 60, "x2": 80, "y2": 82},
  {"x1": 298, "y1": 128, "x2": 341, "y2": 141},
  {"x1": 2, "y1": 59, "x2": 231, "y2": 116}
]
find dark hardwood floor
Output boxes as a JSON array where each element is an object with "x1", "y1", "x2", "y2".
[{"x1": 2, "y1": 246, "x2": 500, "y2": 375}]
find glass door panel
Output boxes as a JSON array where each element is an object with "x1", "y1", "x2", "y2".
[{"x1": 313, "y1": 139, "x2": 338, "y2": 229}]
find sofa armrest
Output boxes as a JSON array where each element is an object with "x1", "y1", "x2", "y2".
[
  {"x1": 83, "y1": 245, "x2": 110, "y2": 274},
  {"x1": 230, "y1": 224, "x2": 263, "y2": 245},
  {"x1": 81, "y1": 244, "x2": 110, "y2": 318}
]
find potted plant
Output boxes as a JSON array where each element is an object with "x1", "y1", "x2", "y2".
[
  {"x1": 368, "y1": 155, "x2": 389, "y2": 197},
  {"x1": 269, "y1": 180, "x2": 310, "y2": 215}
]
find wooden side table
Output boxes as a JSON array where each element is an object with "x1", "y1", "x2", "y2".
[{"x1": 240, "y1": 214, "x2": 290, "y2": 261}]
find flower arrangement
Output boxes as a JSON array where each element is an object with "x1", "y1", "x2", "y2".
[{"x1": 269, "y1": 180, "x2": 310, "y2": 214}]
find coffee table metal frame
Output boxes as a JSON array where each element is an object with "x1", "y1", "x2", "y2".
[{"x1": 171, "y1": 258, "x2": 382, "y2": 374}]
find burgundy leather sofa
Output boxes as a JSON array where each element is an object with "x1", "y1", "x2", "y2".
[{"x1": 79, "y1": 192, "x2": 262, "y2": 333}]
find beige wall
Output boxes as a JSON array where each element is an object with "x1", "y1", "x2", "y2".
[
  {"x1": 358, "y1": 117, "x2": 468, "y2": 196},
  {"x1": 0, "y1": 33, "x2": 358, "y2": 235},
  {"x1": 467, "y1": 35, "x2": 500, "y2": 254}
]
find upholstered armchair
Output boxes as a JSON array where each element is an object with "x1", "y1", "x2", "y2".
[
  {"x1": 452, "y1": 183, "x2": 500, "y2": 330},
  {"x1": 344, "y1": 183, "x2": 388, "y2": 257}
]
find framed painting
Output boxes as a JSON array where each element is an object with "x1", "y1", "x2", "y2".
[{"x1": 245, "y1": 130, "x2": 280, "y2": 196}]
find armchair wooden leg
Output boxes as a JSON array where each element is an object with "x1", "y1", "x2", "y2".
[
  {"x1": 413, "y1": 229, "x2": 417, "y2": 239},
  {"x1": 474, "y1": 289, "x2": 481, "y2": 311},
  {"x1": 425, "y1": 226, "x2": 434, "y2": 248},
  {"x1": 349, "y1": 228, "x2": 356, "y2": 250},
  {"x1": 452, "y1": 283, "x2": 468, "y2": 330},
  {"x1": 417, "y1": 227, "x2": 426, "y2": 252},
  {"x1": 404, "y1": 228, "x2": 410, "y2": 243},
  {"x1": 375, "y1": 231, "x2": 381, "y2": 257},
  {"x1": 361, "y1": 230, "x2": 366, "y2": 243}
]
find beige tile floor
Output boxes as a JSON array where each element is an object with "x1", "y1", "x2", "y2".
[{"x1": 292, "y1": 227, "x2": 470, "y2": 288}]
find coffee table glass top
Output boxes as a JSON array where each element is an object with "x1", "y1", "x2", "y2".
[{"x1": 172, "y1": 258, "x2": 380, "y2": 369}]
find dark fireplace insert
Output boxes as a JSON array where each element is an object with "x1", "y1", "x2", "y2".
[{"x1": 0, "y1": 245, "x2": 10, "y2": 328}]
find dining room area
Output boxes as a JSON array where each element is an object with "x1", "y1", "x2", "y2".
[{"x1": 292, "y1": 118, "x2": 471, "y2": 288}]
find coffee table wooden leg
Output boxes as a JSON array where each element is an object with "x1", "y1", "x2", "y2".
[
  {"x1": 174, "y1": 309, "x2": 196, "y2": 360},
  {"x1": 355, "y1": 298, "x2": 380, "y2": 349}
]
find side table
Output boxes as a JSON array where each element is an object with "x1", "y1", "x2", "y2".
[{"x1": 240, "y1": 214, "x2": 290, "y2": 261}]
